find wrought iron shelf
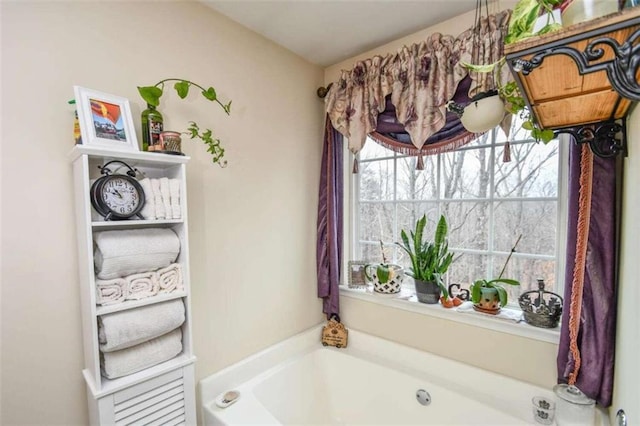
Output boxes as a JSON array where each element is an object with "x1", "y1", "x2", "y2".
[{"x1": 505, "y1": 7, "x2": 640, "y2": 158}]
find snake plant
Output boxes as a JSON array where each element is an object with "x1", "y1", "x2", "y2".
[{"x1": 397, "y1": 214, "x2": 454, "y2": 299}]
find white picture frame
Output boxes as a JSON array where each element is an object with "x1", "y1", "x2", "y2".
[{"x1": 74, "y1": 86, "x2": 139, "y2": 152}]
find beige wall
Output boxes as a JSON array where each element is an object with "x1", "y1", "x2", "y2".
[
  {"x1": 1, "y1": 1, "x2": 324, "y2": 424},
  {"x1": 324, "y1": 0, "x2": 559, "y2": 390}
]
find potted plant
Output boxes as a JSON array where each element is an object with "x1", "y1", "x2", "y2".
[
  {"x1": 470, "y1": 235, "x2": 522, "y2": 314},
  {"x1": 505, "y1": 0, "x2": 564, "y2": 45},
  {"x1": 396, "y1": 214, "x2": 454, "y2": 304},
  {"x1": 459, "y1": 60, "x2": 556, "y2": 144},
  {"x1": 364, "y1": 241, "x2": 404, "y2": 295},
  {"x1": 137, "y1": 79, "x2": 232, "y2": 166}
]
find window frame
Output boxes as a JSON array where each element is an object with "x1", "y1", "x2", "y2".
[{"x1": 344, "y1": 129, "x2": 569, "y2": 308}]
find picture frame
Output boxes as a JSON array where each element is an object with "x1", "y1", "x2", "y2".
[
  {"x1": 73, "y1": 86, "x2": 139, "y2": 152},
  {"x1": 347, "y1": 260, "x2": 369, "y2": 288}
]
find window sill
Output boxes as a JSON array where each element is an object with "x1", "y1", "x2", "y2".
[{"x1": 340, "y1": 286, "x2": 560, "y2": 344}]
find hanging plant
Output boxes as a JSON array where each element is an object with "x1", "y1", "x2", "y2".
[
  {"x1": 461, "y1": 60, "x2": 555, "y2": 143},
  {"x1": 505, "y1": 0, "x2": 564, "y2": 45},
  {"x1": 137, "y1": 79, "x2": 232, "y2": 166}
]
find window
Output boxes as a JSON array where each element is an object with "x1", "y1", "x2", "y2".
[{"x1": 351, "y1": 117, "x2": 566, "y2": 305}]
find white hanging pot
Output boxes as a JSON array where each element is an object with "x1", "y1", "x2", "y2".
[{"x1": 459, "y1": 91, "x2": 505, "y2": 133}]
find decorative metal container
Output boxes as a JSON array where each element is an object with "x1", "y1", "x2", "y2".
[
  {"x1": 519, "y1": 279, "x2": 563, "y2": 328},
  {"x1": 159, "y1": 131, "x2": 182, "y2": 154}
]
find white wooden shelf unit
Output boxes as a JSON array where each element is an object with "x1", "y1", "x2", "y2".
[{"x1": 70, "y1": 145, "x2": 196, "y2": 425}]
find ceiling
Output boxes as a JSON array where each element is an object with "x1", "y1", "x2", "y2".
[{"x1": 202, "y1": 1, "x2": 479, "y2": 67}]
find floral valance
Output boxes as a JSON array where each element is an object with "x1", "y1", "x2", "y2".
[{"x1": 325, "y1": 9, "x2": 512, "y2": 156}]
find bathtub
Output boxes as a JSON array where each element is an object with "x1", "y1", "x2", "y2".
[{"x1": 200, "y1": 325, "x2": 609, "y2": 425}]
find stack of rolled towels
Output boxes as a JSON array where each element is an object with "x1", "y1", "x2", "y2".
[
  {"x1": 99, "y1": 299, "x2": 185, "y2": 379},
  {"x1": 94, "y1": 228, "x2": 182, "y2": 305},
  {"x1": 139, "y1": 177, "x2": 182, "y2": 220}
]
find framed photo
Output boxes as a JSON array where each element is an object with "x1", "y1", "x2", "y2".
[
  {"x1": 347, "y1": 261, "x2": 369, "y2": 288},
  {"x1": 74, "y1": 86, "x2": 138, "y2": 152}
]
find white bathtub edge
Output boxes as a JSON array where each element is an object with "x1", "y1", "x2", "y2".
[
  {"x1": 199, "y1": 323, "x2": 610, "y2": 426},
  {"x1": 198, "y1": 324, "x2": 323, "y2": 420}
]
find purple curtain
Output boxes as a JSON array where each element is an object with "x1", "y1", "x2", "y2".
[
  {"x1": 557, "y1": 143, "x2": 618, "y2": 407},
  {"x1": 316, "y1": 116, "x2": 344, "y2": 317}
]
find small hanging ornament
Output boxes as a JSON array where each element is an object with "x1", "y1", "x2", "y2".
[
  {"x1": 321, "y1": 314, "x2": 348, "y2": 348},
  {"x1": 416, "y1": 155, "x2": 425, "y2": 170}
]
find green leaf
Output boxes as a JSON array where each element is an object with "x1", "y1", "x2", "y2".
[
  {"x1": 174, "y1": 81, "x2": 190, "y2": 99},
  {"x1": 471, "y1": 281, "x2": 484, "y2": 304},
  {"x1": 224, "y1": 100, "x2": 232, "y2": 114},
  {"x1": 137, "y1": 86, "x2": 163, "y2": 107},
  {"x1": 434, "y1": 215, "x2": 448, "y2": 249},
  {"x1": 202, "y1": 87, "x2": 217, "y2": 101},
  {"x1": 488, "y1": 278, "x2": 520, "y2": 286},
  {"x1": 536, "y1": 22, "x2": 562, "y2": 36},
  {"x1": 505, "y1": 0, "x2": 541, "y2": 44},
  {"x1": 377, "y1": 265, "x2": 390, "y2": 283},
  {"x1": 540, "y1": 129, "x2": 556, "y2": 143},
  {"x1": 495, "y1": 286, "x2": 508, "y2": 307},
  {"x1": 522, "y1": 120, "x2": 534, "y2": 130},
  {"x1": 461, "y1": 61, "x2": 497, "y2": 73}
]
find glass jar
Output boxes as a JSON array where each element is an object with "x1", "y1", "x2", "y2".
[
  {"x1": 553, "y1": 384, "x2": 595, "y2": 425},
  {"x1": 159, "y1": 131, "x2": 182, "y2": 153}
]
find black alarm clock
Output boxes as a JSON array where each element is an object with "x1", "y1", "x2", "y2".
[{"x1": 90, "y1": 160, "x2": 145, "y2": 221}]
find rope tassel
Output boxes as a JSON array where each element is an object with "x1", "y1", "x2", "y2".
[
  {"x1": 416, "y1": 155, "x2": 425, "y2": 170},
  {"x1": 503, "y1": 141, "x2": 511, "y2": 162}
]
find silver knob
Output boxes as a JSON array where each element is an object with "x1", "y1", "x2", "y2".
[{"x1": 616, "y1": 409, "x2": 627, "y2": 426}]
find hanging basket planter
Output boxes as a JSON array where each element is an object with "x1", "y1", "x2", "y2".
[{"x1": 449, "y1": 90, "x2": 506, "y2": 133}]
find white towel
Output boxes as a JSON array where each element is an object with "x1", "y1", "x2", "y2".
[
  {"x1": 151, "y1": 179, "x2": 165, "y2": 220},
  {"x1": 138, "y1": 178, "x2": 155, "y2": 220},
  {"x1": 169, "y1": 179, "x2": 181, "y2": 219},
  {"x1": 94, "y1": 228, "x2": 180, "y2": 279},
  {"x1": 157, "y1": 263, "x2": 183, "y2": 294},
  {"x1": 125, "y1": 271, "x2": 159, "y2": 300},
  {"x1": 98, "y1": 299, "x2": 185, "y2": 352},
  {"x1": 95, "y1": 278, "x2": 127, "y2": 305},
  {"x1": 456, "y1": 301, "x2": 523, "y2": 322},
  {"x1": 160, "y1": 177, "x2": 172, "y2": 220},
  {"x1": 101, "y1": 328, "x2": 183, "y2": 379}
]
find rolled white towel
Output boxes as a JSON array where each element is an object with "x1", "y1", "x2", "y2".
[
  {"x1": 94, "y1": 228, "x2": 180, "y2": 279},
  {"x1": 101, "y1": 328, "x2": 183, "y2": 379},
  {"x1": 151, "y1": 179, "x2": 165, "y2": 220},
  {"x1": 160, "y1": 177, "x2": 172, "y2": 220},
  {"x1": 169, "y1": 179, "x2": 181, "y2": 219},
  {"x1": 157, "y1": 263, "x2": 183, "y2": 294},
  {"x1": 125, "y1": 271, "x2": 159, "y2": 300},
  {"x1": 98, "y1": 299, "x2": 185, "y2": 352},
  {"x1": 95, "y1": 278, "x2": 127, "y2": 305},
  {"x1": 138, "y1": 178, "x2": 155, "y2": 220}
]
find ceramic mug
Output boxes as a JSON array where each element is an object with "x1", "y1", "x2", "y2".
[{"x1": 364, "y1": 264, "x2": 404, "y2": 294}]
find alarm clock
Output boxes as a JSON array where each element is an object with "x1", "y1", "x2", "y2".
[{"x1": 90, "y1": 160, "x2": 145, "y2": 221}]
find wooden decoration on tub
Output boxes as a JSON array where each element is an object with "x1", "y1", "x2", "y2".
[{"x1": 321, "y1": 315, "x2": 348, "y2": 348}]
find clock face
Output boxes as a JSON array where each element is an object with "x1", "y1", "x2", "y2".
[{"x1": 100, "y1": 176, "x2": 142, "y2": 216}]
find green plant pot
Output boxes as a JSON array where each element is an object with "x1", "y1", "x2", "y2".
[
  {"x1": 473, "y1": 287, "x2": 501, "y2": 314},
  {"x1": 414, "y1": 279, "x2": 441, "y2": 304}
]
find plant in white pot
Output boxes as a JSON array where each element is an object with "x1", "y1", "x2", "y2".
[
  {"x1": 364, "y1": 241, "x2": 404, "y2": 295},
  {"x1": 397, "y1": 214, "x2": 454, "y2": 304}
]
